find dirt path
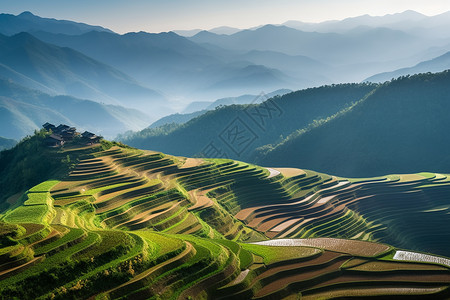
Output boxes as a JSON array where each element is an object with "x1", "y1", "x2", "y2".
[
  {"x1": 188, "y1": 189, "x2": 215, "y2": 211},
  {"x1": 180, "y1": 158, "x2": 204, "y2": 169}
]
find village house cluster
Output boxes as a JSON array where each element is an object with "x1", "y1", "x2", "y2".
[{"x1": 42, "y1": 122, "x2": 102, "y2": 147}]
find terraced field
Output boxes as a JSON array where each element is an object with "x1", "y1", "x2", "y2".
[{"x1": 0, "y1": 142, "x2": 449, "y2": 299}]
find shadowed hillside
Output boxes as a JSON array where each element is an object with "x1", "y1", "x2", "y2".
[
  {"x1": 258, "y1": 71, "x2": 450, "y2": 177},
  {"x1": 121, "y1": 83, "x2": 376, "y2": 162},
  {"x1": 123, "y1": 71, "x2": 450, "y2": 178},
  {"x1": 148, "y1": 89, "x2": 291, "y2": 129}
]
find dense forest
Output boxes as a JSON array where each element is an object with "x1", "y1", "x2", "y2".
[
  {"x1": 258, "y1": 71, "x2": 450, "y2": 176},
  {"x1": 121, "y1": 83, "x2": 377, "y2": 162}
]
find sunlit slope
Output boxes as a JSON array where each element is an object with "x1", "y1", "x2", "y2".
[{"x1": 0, "y1": 142, "x2": 449, "y2": 299}]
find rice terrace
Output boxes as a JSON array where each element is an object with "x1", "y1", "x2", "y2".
[{"x1": 0, "y1": 131, "x2": 449, "y2": 299}]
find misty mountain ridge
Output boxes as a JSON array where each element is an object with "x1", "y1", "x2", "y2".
[
  {"x1": 32, "y1": 29, "x2": 297, "y2": 102},
  {"x1": 0, "y1": 11, "x2": 112, "y2": 36},
  {"x1": 365, "y1": 51, "x2": 450, "y2": 82},
  {"x1": 190, "y1": 24, "x2": 430, "y2": 65},
  {"x1": 2, "y1": 11, "x2": 450, "y2": 141},
  {"x1": 0, "y1": 32, "x2": 168, "y2": 118},
  {"x1": 283, "y1": 10, "x2": 427, "y2": 33},
  {"x1": 149, "y1": 88, "x2": 292, "y2": 129},
  {"x1": 0, "y1": 78, "x2": 151, "y2": 140},
  {"x1": 174, "y1": 26, "x2": 241, "y2": 37},
  {"x1": 4, "y1": 10, "x2": 450, "y2": 107}
]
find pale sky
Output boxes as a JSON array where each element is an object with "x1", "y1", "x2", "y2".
[{"x1": 1, "y1": 0, "x2": 450, "y2": 33}]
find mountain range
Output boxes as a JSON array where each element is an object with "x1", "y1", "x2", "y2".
[
  {"x1": 1, "y1": 11, "x2": 450, "y2": 142},
  {"x1": 31, "y1": 29, "x2": 297, "y2": 101},
  {"x1": 283, "y1": 10, "x2": 450, "y2": 39},
  {"x1": 258, "y1": 70, "x2": 450, "y2": 177},
  {"x1": 27, "y1": 10, "x2": 450, "y2": 99},
  {"x1": 0, "y1": 32, "x2": 167, "y2": 117},
  {"x1": 122, "y1": 70, "x2": 450, "y2": 177}
]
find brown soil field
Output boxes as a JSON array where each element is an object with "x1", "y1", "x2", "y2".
[{"x1": 275, "y1": 168, "x2": 306, "y2": 178}]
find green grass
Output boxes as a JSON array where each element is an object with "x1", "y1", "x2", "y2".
[
  {"x1": 0, "y1": 244, "x2": 22, "y2": 256},
  {"x1": 213, "y1": 238, "x2": 254, "y2": 269},
  {"x1": 238, "y1": 247, "x2": 253, "y2": 269},
  {"x1": 2, "y1": 205, "x2": 50, "y2": 224},
  {"x1": 23, "y1": 193, "x2": 50, "y2": 205},
  {"x1": 240, "y1": 244, "x2": 321, "y2": 265},
  {"x1": 180, "y1": 235, "x2": 224, "y2": 258},
  {"x1": 214, "y1": 239, "x2": 240, "y2": 254},
  {"x1": 136, "y1": 231, "x2": 184, "y2": 258},
  {"x1": 33, "y1": 227, "x2": 84, "y2": 256},
  {"x1": 417, "y1": 172, "x2": 436, "y2": 179},
  {"x1": 74, "y1": 230, "x2": 134, "y2": 260},
  {"x1": 57, "y1": 233, "x2": 147, "y2": 289},
  {"x1": 0, "y1": 231, "x2": 100, "y2": 287},
  {"x1": 28, "y1": 180, "x2": 60, "y2": 193}
]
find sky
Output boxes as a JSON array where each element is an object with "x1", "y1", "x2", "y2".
[{"x1": 1, "y1": 0, "x2": 450, "y2": 33}]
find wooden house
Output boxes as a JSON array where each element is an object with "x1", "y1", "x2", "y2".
[{"x1": 45, "y1": 134, "x2": 65, "y2": 147}]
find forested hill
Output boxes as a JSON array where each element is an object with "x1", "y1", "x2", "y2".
[
  {"x1": 120, "y1": 83, "x2": 377, "y2": 161},
  {"x1": 258, "y1": 71, "x2": 450, "y2": 177}
]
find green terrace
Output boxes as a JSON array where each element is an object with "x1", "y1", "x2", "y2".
[{"x1": 0, "y1": 141, "x2": 449, "y2": 299}]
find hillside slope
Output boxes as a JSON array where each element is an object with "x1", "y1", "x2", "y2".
[
  {"x1": 0, "y1": 136, "x2": 449, "y2": 299},
  {"x1": 259, "y1": 71, "x2": 450, "y2": 177},
  {"x1": 121, "y1": 83, "x2": 376, "y2": 161},
  {"x1": 0, "y1": 32, "x2": 167, "y2": 117},
  {"x1": 0, "y1": 79, "x2": 150, "y2": 139},
  {"x1": 366, "y1": 51, "x2": 450, "y2": 82},
  {"x1": 150, "y1": 89, "x2": 292, "y2": 129}
]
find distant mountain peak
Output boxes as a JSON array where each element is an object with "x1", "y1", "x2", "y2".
[
  {"x1": 9, "y1": 31, "x2": 39, "y2": 43},
  {"x1": 208, "y1": 26, "x2": 241, "y2": 35},
  {"x1": 398, "y1": 10, "x2": 426, "y2": 17},
  {"x1": 254, "y1": 24, "x2": 297, "y2": 33},
  {"x1": 192, "y1": 30, "x2": 218, "y2": 38},
  {"x1": 18, "y1": 11, "x2": 35, "y2": 18}
]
